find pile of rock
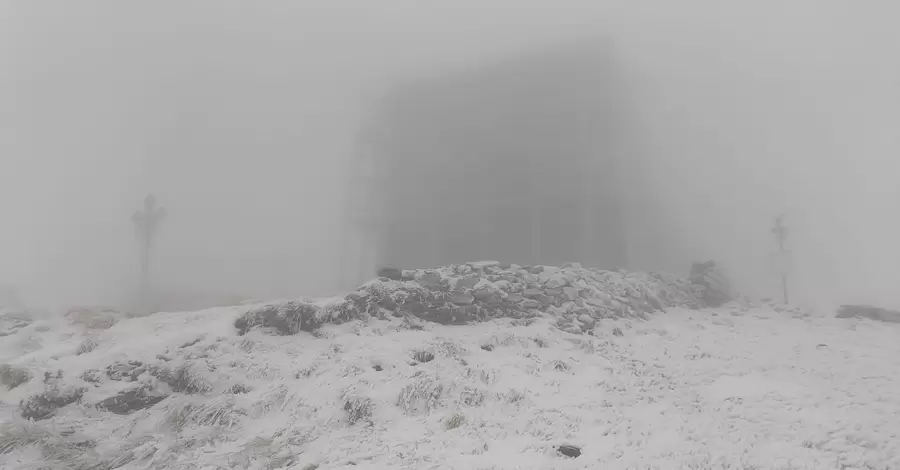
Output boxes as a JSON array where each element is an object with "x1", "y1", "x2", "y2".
[
  {"x1": 836, "y1": 304, "x2": 900, "y2": 323},
  {"x1": 238, "y1": 261, "x2": 720, "y2": 336},
  {"x1": 689, "y1": 261, "x2": 733, "y2": 308}
]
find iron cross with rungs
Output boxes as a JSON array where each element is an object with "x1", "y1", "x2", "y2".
[
  {"x1": 132, "y1": 194, "x2": 166, "y2": 309},
  {"x1": 772, "y1": 216, "x2": 789, "y2": 251},
  {"x1": 772, "y1": 215, "x2": 790, "y2": 304}
]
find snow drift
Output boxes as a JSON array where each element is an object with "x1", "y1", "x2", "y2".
[{"x1": 0, "y1": 263, "x2": 898, "y2": 469}]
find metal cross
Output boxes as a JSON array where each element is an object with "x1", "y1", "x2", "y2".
[
  {"x1": 132, "y1": 194, "x2": 166, "y2": 310},
  {"x1": 772, "y1": 215, "x2": 789, "y2": 304},
  {"x1": 772, "y1": 215, "x2": 789, "y2": 251}
]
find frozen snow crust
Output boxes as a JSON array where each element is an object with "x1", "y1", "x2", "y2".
[{"x1": 1, "y1": 262, "x2": 898, "y2": 469}]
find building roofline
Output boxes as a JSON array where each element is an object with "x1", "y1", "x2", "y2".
[{"x1": 372, "y1": 35, "x2": 615, "y2": 115}]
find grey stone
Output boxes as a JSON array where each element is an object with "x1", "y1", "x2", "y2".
[
  {"x1": 473, "y1": 289, "x2": 502, "y2": 304},
  {"x1": 836, "y1": 305, "x2": 900, "y2": 323},
  {"x1": 97, "y1": 388, "x2": 167, "y2": 415},
  {"x1": 523, "y1": 288, "x2": 545, "y2": 297},
  {"x1": 563, "y1": 325, "x2": 583, "y2": 335},
  {"x1": 468, "y1": 261, "x2": 500, "y2": 269},
  {"x1": 504, "y1": 293, "x2": 524, "y2": 303},
  {"x1": 377, "y1": 266, "x2": 403, "y2": 281},
  {"x1": 544, "y1": 276, "x2": 568, "y2": 289},
  {"x1": 402, "y1": 301, "x2": 428, "y2": 315},
  {"x1": 525, "y1": 265, "x2": 544, "y2": 274},
  {"x1": 557, "y1": 444, "x2": 582, "y2": 458},
  {"x1": 418, "y1": 272, "x2": 443, "y2": 288},
  {"x1": 454, "y1": 276, "x2": 481, "y2": 290},
  {"x1": 451, "y1": 293, "x2": 475, "y2": 305}
]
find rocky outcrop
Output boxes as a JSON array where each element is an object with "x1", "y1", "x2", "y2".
[
  {"x1": 236, "y1": 261, "x2": 712, "y2": 336},
  {"x1": 689, "y1": 261, "x2": 733, "y2": 308},
  {"x1": 836, "y1": 305, "x2": 900, "y2": 323},
  {"x1": 376, "y1": 266, "x2": 403, "y2": 281}
]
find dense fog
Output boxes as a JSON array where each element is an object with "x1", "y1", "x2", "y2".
[{"x1": 2, "y1": 0, "x2": 898, "y2": 313}]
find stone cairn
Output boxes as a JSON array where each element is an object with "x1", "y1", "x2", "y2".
[{"x1": 237, "y1": 261, "x2": 720, "y2": 336}]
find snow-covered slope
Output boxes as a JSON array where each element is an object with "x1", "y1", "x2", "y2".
[{"x1": 1, "y1": 269, "x2": 899, "y2": 469}]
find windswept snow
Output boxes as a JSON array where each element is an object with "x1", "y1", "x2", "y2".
[{"x1": 1, "y1": 303, "x2": 899, "y2": 469}]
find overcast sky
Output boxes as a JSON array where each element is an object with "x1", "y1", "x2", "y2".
[{"x1": 2, "y1": 1, "x2": 899, "y2": 312}]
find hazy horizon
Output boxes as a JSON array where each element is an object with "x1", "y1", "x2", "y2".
[{"x1": 2, "y1": 0, "x2": 899, "y2": 313}]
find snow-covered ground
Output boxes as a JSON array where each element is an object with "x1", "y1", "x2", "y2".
[{"x1": 0, "y1": 302, "x2": 898, "y2": 469}]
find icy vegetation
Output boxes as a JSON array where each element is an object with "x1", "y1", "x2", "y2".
[{"x1": 0, "y1": 263, "x2": 898, "y2": 469}]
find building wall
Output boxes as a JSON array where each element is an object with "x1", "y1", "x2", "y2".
[{"x1": 360, "y1": 41, "x2": 636, "y2": 272}]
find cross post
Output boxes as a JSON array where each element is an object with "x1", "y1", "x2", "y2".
[
  {"x1": 772, "y1": 215, "x2": 790, "y2": 304},
  {"x1": 131, "y1": 194, "x2": 166, "y2": 312}
]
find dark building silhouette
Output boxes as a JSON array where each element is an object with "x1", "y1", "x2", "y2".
[{"x1": 343, "y1": 40, "x2": 661, "y2": 284}]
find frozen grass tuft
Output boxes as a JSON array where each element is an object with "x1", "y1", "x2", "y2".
[
  {"x1": 490, "y1": 333, "x2": 519, "y2": 347},
  {"x1": 411, "y1": 349, "x2": 435, "y2": 363},
  {"x1": 0, "y1": 419, "x2": 94, "y2": 463},
  {"x1": 443, "y1": 412, "x2": 466, "y2": 430},
  {"x1": 479, "y1": 368, "x2": 501, "y2": 386},
  {"x1": 20, "y1": 386, "x2": 86, "y2": 421},
  {"x1": 463, "y1": 367, "x2": 501, "y2": 386},
  {"x1": 548, "y1": 359, "x2": 572, "y2": 373},
  {"x1": 148, "y1": 364, "x2": 212, "y2": 394},
  {"x1": 234, "y1": 300, "x2": 325, "y2": 336},
  {"x1": 295, "y1": 364, "x2": 318, "y2": 379},
  {"x1": 459, "y1": 386, "x2": 486, "y2": 407},
  {"x1": 225, "y1": 433, "x2": 307, "y2": 469},
  {"x1": 500, "y1": 388, "x2": 526, "y2": 405},
  {"x1": 158, "y1": 395, "x2": 244, "y2": 432},
  {"x1": 239, "y1": 339, "x2": 255, "y2": 353},
  {"x1": 321, "y1": 297, "x2": 365, "y2": 325},
  {"x1": 431, "y1": 337, "x2": 468, "y2": 358},
  {"x1": 78, "y1": 369, "x2": 101, "y2": 385},
  {"x1": 75, "y1": 337, "x2": 98, "y2": 355},
  {"x1": 566, "y1": 337, "x2": 596, "y2": 354},
  {"x1": 397, "y1": 375, "x2": 444, "y2": 415},
  {"x1": 530, "y1": 335, "x2": 551, "y2": 348},
  {"x1": 342, "y1": 394, "x2": 375, "y2": 425},
  {"x1": 251, "y1": 384, "x2": 300, "y2": 418}
]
